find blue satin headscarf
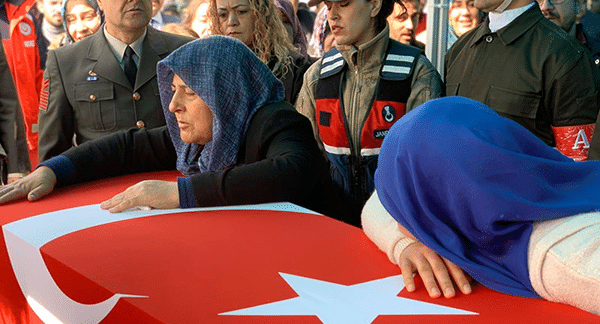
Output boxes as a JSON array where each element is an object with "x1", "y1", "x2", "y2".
[
  {"x1": 376, "y1": 96, "x2": 600, "y2": 298},
  {"x1": 157, "y1": 36, "x2": 285, "y2": 175}
]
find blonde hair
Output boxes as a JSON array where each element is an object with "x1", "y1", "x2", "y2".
[
  {"x1": 162, "y1": 23, "x2": 200, "y2": 38},
  {"x1": 183, "y1": 0, "x2": 206, "y2": 27},
  {"x1": 207, "y1": 0, "x2": 297, "y2": 78}
]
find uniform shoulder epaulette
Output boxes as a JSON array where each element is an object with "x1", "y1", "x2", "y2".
[
  {"x1": 380, "y1": 40, "x2": 422, "y2": 81},
  {"x1": 319, "y1": 48, "x2": 345, "y2": 79}
]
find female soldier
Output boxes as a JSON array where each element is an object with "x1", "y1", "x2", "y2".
[{"x1": 295, "y1": 0, "x2": 443, "y2": 226}]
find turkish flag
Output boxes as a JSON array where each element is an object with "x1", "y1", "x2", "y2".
[{"x1": 0, "y1": 171, "x2": 597, "y2": 324}]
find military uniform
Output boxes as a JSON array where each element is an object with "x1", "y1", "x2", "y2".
[
  {"x1": 38, "y1": 26, "x2": 192, "y2": 162},
  {"x1": 445, "y1": 5, "x2": 599, "y2": 161},
  {"x1": 296, "y1": 26, "x2": 443, "y2": 225}
]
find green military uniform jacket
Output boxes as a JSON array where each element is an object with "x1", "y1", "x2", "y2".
[
  {"x1": 38, "y1": 26, "x2": 192, "y2": 162},
  {"x1": 445, "y1": 5, "x2": 599, "y2": 148}
]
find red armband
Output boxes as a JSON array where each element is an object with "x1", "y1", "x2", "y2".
[{"x1": 552, "y1": 124, "x2": 596, "y2": 161}]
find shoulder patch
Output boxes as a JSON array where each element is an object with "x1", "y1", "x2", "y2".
[
  {"x1": 381, "y1": 41, "x2": 422, "y2": 81},
  {"x1": 319, "y1": 48, "x2": 345, "y2": 79},
  {"x1": 39, "y1": 78, "x2": 50, "y2": 111}
]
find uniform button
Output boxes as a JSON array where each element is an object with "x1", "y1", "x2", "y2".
[
  {"x1": 133, "y1": 92, "x2": 141, "y2": 101},
  {"x1": 595, "y1": 58, "x2": 599, "y2": 65},
  {"x1": 485, "y1": 35, "x2": 493, "y2": 43},
  {"x1": 136, "y1": 120, "x2": 145, "y2": 128},
  {"x1": 89, "y1": 94, "x2": 96, "y2": 101}
]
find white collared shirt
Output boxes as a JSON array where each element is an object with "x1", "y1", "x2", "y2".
[
  {"x1": 488, "y1": 2, "x2": 536, "y2": 33},
  {"x1": 103, "y1": 26, "x2": 147, "y2": 69}
]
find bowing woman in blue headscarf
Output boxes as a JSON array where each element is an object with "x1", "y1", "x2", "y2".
[
  {"x1": 363, "y1": 96, "x2": 600, "y2": 315},
  {"x1": 0, "y1": 36, "x2": 339, "y2": 217}
]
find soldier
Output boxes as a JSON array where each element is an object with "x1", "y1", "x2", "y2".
[
  {"x1": 445, "y1": 0, "x2": 599, "y2": 161},
  {"x1": 37, "y1": 0, "x2": 193, "y2": 161}
]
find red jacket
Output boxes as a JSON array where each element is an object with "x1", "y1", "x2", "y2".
[{"x1": 1, "y1": 0, "x2": 43, "y2": 152}]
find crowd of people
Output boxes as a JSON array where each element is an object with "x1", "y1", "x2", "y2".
[{"x1": 1, "y1": 0, "x2": 600, "y2": 317}]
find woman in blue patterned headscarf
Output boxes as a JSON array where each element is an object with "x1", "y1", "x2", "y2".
[
  {"x1": 102, "y1": 36, "x2": 335, "y2": 213},
  {"x1": 363, "y1": 96, "x2": 600, "y2": 315},
  {"x1": 0, "y1": 36, "x2": 341, "y2": 219},
  {"x1": 157, "y1": 35, "x2": 285, "y2": 176}
]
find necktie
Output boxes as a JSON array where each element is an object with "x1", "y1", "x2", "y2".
[{"x1": 123, "y1": 46, "x2": 137, "y2": 87}]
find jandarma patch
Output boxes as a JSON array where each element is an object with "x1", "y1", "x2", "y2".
[{"x1": 373, "y1": 129, "x2": 389, "y2": 139}]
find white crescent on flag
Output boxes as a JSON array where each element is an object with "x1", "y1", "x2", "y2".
[{"x1": 2, "y1": 203, "x2": 316, "y2": 324}]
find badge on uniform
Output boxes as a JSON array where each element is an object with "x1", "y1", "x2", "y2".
[
  {"x1": 87, "y1": 70, "x2": 98, "y2": 81},
  {"x1": 373, "y1": 129, "x2": 389, "y2": 139},
  {"x1": 382, "y1": 105, "x2": 396, "y2": 123},
  {"x1": 18, "y1": 22, "x2": 32, "y2": 36},
  {"x1": 39, "y1": 78, "x2": 50, "y2": 111}
]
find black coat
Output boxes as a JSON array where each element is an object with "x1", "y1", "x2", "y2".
[{"x1": 57, "y1": 101, "x2": 348, "y2": 222}]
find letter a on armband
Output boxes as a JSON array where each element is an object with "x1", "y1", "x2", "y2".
[{"x1": 552, "y1": 124, "x2": 595, "y2": 161}]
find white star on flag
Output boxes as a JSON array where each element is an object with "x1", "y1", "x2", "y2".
[{"x1": 220, "y1": 273, "x2": 477, "y2": 324}]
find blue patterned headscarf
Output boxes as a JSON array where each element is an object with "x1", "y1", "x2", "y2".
[
  {"x1": 376, "y1": 96, "x2": 600, "y2": 298},
  {"x1": 157, "y1": 36, "x2": 285, "y2": 175}
]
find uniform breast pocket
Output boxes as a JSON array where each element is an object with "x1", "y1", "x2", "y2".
[
  {"x1": 74, "y1": 81, "x2": 116, "y2": 131},
  {"x1": 487, "y1": 86, "x2": 541, "y2": 119}
]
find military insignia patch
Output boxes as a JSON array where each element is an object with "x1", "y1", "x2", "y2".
[
  {"x1": 18, "y1": 22, "x2": 31, "y2": 36},
  {"x1": 39, "y1": 78, "x2": 50, "y2": 111},
  {"x1": 382, "y1": 105, "x2": 396, "y2": 123}
]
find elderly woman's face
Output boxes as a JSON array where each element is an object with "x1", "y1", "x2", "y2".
[
  {"x1": 216, "y1": 0, "x2": 256, "y2": 47},
  {"x1": 169, "y1": 74, "x2": 214, "y2": 145},
  {"x1": 65, "y1": 0, "x2": 102, "y2": 42}
]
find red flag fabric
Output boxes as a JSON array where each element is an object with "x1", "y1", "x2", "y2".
[{"x1": 0, "y1": 171, "x2": 597, "y2": 324}]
